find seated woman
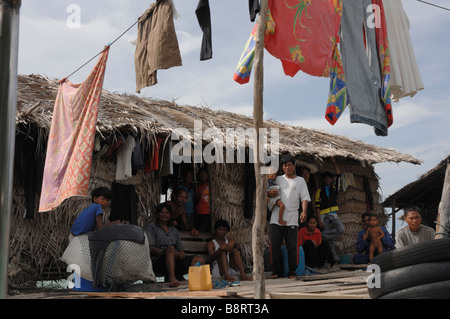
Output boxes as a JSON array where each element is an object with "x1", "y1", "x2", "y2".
[
  {"x1": 298, "y1": 216, "x2": 335, "y2": 273},
  {"x1": 145, "y1": 202, "x2": 204, "y2": 287}
]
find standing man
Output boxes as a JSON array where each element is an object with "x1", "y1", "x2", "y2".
[
  {"x1": 396, "y1": 206, "x2": 435, "y2": 249},
  {"x1": 268, "y1": 155, "x2": 310, "y2": 279}
]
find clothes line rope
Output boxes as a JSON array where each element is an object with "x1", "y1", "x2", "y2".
[
  {"x1": 65, "y1": 19, "x2": 139, "y2": 79},
  {"x1": 417, "y1": 0, "x2": 450, "y2": 12}
]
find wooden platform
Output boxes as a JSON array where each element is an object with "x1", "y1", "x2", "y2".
[{"x1": 7, "y1": 268, "x2": 372, "y2": 300}]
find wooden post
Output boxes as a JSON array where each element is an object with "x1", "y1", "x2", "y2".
[
  {"x1": 435, "y1": 163, "x2": 450, "y2": 239},
  {"x1": 0, "y1": 0, "x2": 21, "y2": 299},
  {"x1": 391, "y1": 201, "x2": 396, "y2": 242},
  {"x1": 252, "y1": 0, "x2": 268, "y2": 300}
]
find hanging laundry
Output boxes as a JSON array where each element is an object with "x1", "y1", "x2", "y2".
[
  {"x1": 116, "y1": 134, "x2": 136, "y2": 181},
  {"x1": 111, "y1": 182, "x2": 138, "y2": 225},
  {"x1": 234, "y1": 0, "x2": 343, "y2": 81},
  {"x1": 39, "y1": 47, "x2": 109, "y2": 212},
  {"x1": 339, "y1": 0, "x2": 389, "y2": 136},
  {"x1": 234, "y1": 0, "x2": 348, "y2": 128},
  {"x1": 372, "y1": 0, "x2": 393, "y2": 129},
  {"x1": 382, "y1": 0, "x2": 424, "y2": 100},
  {"x1": 195, "y1": 0, "x2": 212, "y2": 61},
  {"x1": 144, "y1": 137, "x2": 163, "y2": 173},
  {"x1": 159, "y1": 137, "x2": 174, "y2": 177},
  {"x1": 132, "y1": 135, "x2": 144, "y2": 175},
  {"x1": 105, "y1": 135, "x2": 124, "y2": 161},
  {"x1": 264, "y1": 0, "x2": 343, "y2": 78},
  {"x1": 135, "y1": 0, "x2": 182, "y2": 93},
  {"x1": 325, "y1": 39, "x2": 348, "y2": 126},
  {"x1": 233, "y1": 23, "x2": 257, "y2": 84},
  {"x1": 234, "y1": 1, "x2": 343, "y2": 82},
  {"x1": 249, "y1": 0, "x2": 260, "y2": 22}
]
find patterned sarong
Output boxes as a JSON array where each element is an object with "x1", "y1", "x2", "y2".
[{"x1": 39, "y1": 47, "x2": 110, "y2": 212}]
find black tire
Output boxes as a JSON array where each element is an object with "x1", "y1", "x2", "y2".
[
  {"x1": 370, "y1": 237, "x2": 450, "y2": 272},
  {"x1": 380, "y1": 280, "x2": 450, "y2": 299},
  {"x1": 368, "y1": 261, "x2": 450, "y2": 299}
]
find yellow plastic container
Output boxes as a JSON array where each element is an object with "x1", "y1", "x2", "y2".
[{"x1": 188, "y1": 264, "x2": 212, "y2": 291}]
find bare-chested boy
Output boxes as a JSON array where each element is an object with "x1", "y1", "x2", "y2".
[{"x1": 364, "y1": 214, "x2": 385, "y2": 262}]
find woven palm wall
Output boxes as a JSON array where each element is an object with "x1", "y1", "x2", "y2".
[
  {"x1": 9, "y1": 151, "x2": 161, "y2": 280},
  {"x1": 208, "y1": 162, "x2": 270, "y2": 272},
  {"x1": 316, "y1": 159, "x2": 386, "y2": 257}
]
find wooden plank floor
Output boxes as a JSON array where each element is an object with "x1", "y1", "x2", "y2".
[{"x1": 7, "y1": 269, "x2": 372, "y2": 299}]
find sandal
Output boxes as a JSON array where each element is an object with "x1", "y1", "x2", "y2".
[
  {"x1": 212, "y1": 280, "x2": 227, "y2": 289},
  {"x1": 304, "y1": 266, "x2": 318, "y2": 276}
]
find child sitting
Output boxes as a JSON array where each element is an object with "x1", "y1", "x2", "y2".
[
  {"x1": 207, "y1": 219, "x2": 253, "y2": 282},
  {"x1": 70, "y1": 187, "x2": 120, "y2": 237}
]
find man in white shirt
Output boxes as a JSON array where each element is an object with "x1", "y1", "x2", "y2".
[
  {"x1": 396, "y1": 206, "x2": 435, "y2": 249},
  {"x1": 268, "y1": 155, "x2": 310, "y2": 278}
]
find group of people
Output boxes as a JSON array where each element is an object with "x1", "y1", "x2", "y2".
[
  {"x1": 266, "y1": 155, "x2": 437, "y2": 278},
  {"x1": 267, "y1": 155, "x2": 344, "y2": 278},
  {"x1": 131, "y1": 200, "x2": 252, "y2": 288},
  {"x1": 353, "y1": 207, "x2": 435, "y2": 264},
  {"x1": 167, "y1": 168, "x2": 212, "y2": 235},
  {"x1": 69, "y1": 156, "x2": 437, "y2": 287},
  {"x1": 69, "y1": 167, "x2": 252, "y2": 288}
]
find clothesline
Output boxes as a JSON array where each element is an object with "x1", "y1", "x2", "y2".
[
  {"x1": 66, "y1": 19, "x2": 139, "y2": 79},
  {"x1": 66, "y1": 0, "x2": 449, "y2": 80},
  {"x1": 417, "y1": 0, "x2": 450, "y2": 12}
]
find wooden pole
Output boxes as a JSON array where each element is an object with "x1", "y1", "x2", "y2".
[
  {"x1": 0, "y1": 0, "x2": 21, "y2": 299},
  {"x1": 252, "y1": 0, "x2": 268, "y2": 300},
  {"x1": 391, "y1": 201, "x2": 396, "y2": 242},
  {"x1": 435, "y1": 163, "x2": 450, "y2": 239}
]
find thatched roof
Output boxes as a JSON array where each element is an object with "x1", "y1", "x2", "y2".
[
  {"x1": 16, "y1": 74, "x2": 421, "y2": 166},
  {"x1": 383, "y1": 155, "x2": 450, "y2": 210}
]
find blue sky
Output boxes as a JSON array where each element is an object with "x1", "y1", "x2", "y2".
[{"x1": 17, "y1": 1, "x2": 450, "y2": 230}]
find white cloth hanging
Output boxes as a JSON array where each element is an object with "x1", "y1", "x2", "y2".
[
  {"x1": 116, "y1": 135, "x2": 136, "y2": 181},
  {"x1": 382, "y1": 0, "x2": 424, "y2": 100}
]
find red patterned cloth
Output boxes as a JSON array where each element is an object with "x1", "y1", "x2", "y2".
[
  {"x1": 39, "y1": 47, "x2": 109, "y2": 212},
  {"x1": 264, "y1": 0, "x2": 343, "y2": 77}
]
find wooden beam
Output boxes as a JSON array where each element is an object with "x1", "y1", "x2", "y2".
[
  {"x1": 252, "y1": 0, "x2": 269, "y2": 300},
  {"x1": 69, "y1": 290, "x2": 238, "y2": 299},
  {"x1": 435, "y1": 163, "x2": 450, "y2": 239},
  {"x1": 268, "y1": 292, "x2": 365, "y2": 299}
]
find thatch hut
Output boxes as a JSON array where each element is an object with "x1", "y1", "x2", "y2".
[{"x1": 10, "y1": 74, "x2": 420, "y2": 284}]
